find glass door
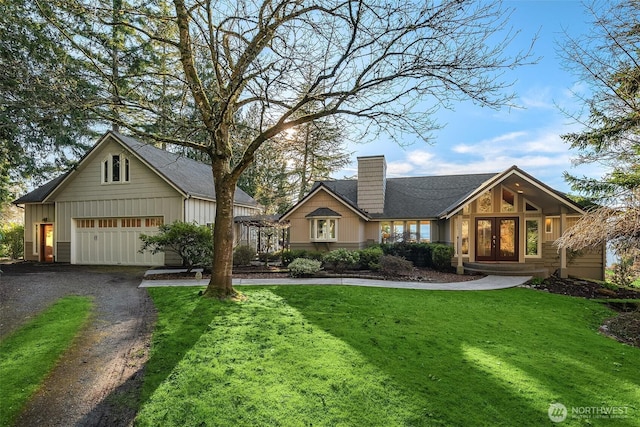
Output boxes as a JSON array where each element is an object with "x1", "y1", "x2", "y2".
[{"x1": 475, "y1": 218, "x2": 519, "y2": 261}]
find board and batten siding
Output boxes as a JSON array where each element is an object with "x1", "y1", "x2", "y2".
[
  {"x1": 288, "y1": 189, "x2": 366, "y2": 251},
  {"x1": 542, "y1": 242, "x2": 604, "y2": 280},
  {"x1": 23, "y1": 203, "x2": 56, "y2": 241},
  {"x1": 55, "y1": 197, "x2": 184, "y2": 242},
  {"x1": 184, "y1": 198, "x2": 260, "y2": 225},
  {"x1": 54, "y1": 139, "x2": 182, "y2": 203}
]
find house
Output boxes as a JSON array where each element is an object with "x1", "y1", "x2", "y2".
[
  {"x1": 13, "y1": 131, "x2": 261, "y2": 266},
  {"x1": 281, "y1": 155, "x2": 605, "y2": 280}
]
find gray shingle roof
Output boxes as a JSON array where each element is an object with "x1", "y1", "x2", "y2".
[
  {"x1": 305, "y1": 207, "x2": 342, "y2": 218},
  {"x1": 13, "y1": 174, "x2": 68, "y2": 204},
  {"x1": 115, "y1": 132, "x2": 258, "y2": 206},
  {"x1": 314, "y1": 173, "x2": 497, "y2": 219},
  {"x1": 14, "y1": 131, "x2": 259, "y2": 207}
]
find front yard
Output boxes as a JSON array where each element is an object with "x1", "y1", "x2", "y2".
[{"x1": 137, "y1": 286, "x2": 639, "y2": 426}]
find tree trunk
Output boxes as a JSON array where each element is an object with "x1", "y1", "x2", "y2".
[{"x1": 203, "y1": 159, "x2": 237, "y2": 299}]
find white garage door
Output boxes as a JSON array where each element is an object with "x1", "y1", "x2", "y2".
[{"x1": 74, "y1": 217, "x2": 165, "y2": 265}]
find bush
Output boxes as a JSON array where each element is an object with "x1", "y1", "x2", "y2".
[
  {"x1": 379, "y1": 255, "x2": 414, "y2": 278},
  {"x1": 358, "y1": 246, "x2": 383, "y2": 270},
  {"x1": 379, "y1": 242, "x2": 431, "y2": 267},
  {"x1": 139, "y1": 221, "x2": 213, "y2": 272},
  {"x1": 323, "y1": 248, "x2": 360, "y2": 273},
  {"x1": 288, "y1": 258, "x2": 322, "y2": 277},
  {"x1": 431, "y1": 244, "x2": 454, "y2": 272},
  {"x1": 0, "y1": 224, "x2": 24, "y2": 259},
  {"x1": 233, "y1": 245, "x2": 255, "y2": 266}
]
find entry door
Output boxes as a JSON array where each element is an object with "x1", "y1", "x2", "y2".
[
  {"x1": 475, "y1": 218, "x2": 518, "y2": 261},
  {"x1": 40, "y1": 224, "x2": 54, "y2": 263}
]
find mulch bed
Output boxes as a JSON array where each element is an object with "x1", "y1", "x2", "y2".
[
  {"x1": 524, "y1": 274, "x2": 640, "y2": 300},
  {"x1": 145, "y1": 265, "x2": 482, "y2": 283}
]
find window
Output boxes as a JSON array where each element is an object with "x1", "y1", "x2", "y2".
[
  {"x1": 477, "y1": 190, "x2": 492, "y2": 213},
  {"x1": 310, "y1": 218, "x2": 337, "y2": 241},
  {"x1": 408, "y1": 221, "x2": 418, "y2": 242},
  {"x1": 121, "y1": 218, "x2": 142, "y2": 227},
  {"x1": 145, "y1": 217, "x2": 164, "y2": 227},
  {"x1": 77, "y1": 219, "x2": 95, "y2": 228},
  {"x1": 545, "y1": 218, "x2": 552, "y2": 233},
  {"x1": 419, "y1": 221, "x2": 431, "y2": 243},
  {"x1": 525, "y1": 200, "x2": 540, "y2": 212},
  {"x1": 393, "y1": 223, "x2": 404, "y2": 242},
  {"x1": 112, "y1": 155, "x2": 121, "y2": 182},
  {"x1": 98, "y1": 219, "x2": 117, "y2": 228},
  {"x1": 526, "y1": 219, "x2": 540, "y2": 256},
  {"x1": 501, "y1": 187, "x2": 515, "y2": 212},
  {"x1": 102, "y1": 154, "x2": 130, "y2": 184},
  {"x1": 454, "y1": 218, "x2": 469, "y2": 255}
]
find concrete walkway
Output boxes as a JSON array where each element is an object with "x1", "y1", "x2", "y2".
[{"x1": 139, "y1": 271, "x2": 531, "y2": 291}]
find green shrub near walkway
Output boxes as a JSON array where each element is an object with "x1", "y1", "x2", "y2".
[
  {"x1": 0, "y1": 296, "x2": 93, "y2": 426},
  {"x1": 138, "y1": 286, "x2": 639, "y2": 426}
]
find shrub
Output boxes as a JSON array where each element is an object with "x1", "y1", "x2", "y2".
[
  {"x1": 0, "y1": 224, "x2": 24, "y2": 259},
  {"x1": 379, "y1": 255, "x2": 414, "y2": 278},
  {"x1": 288, "y1": 258, "x2": 322, "y2": 277},
  {"x1": 323, "y1": 248, "x2": 360, "y2": 273},
  {"x1": 431, "y1": 244, "x2": 454, "y2": 271},
  {"x1": 139, "y1": 221, "x2": 212, "y2": 272},
  {"x1": 233, "y1": 245, "x2": 255, "y2": 266},
  {"x1": 611, "y1": 256, "x2": 638, "y2": 288},
  {"x1": 358, "y1": 247, "x2": 383, "y2": 270}
]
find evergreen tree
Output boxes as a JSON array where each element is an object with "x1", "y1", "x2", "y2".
[{"x1": 556, "y1": 0, "x2": 640, "y2": 259}]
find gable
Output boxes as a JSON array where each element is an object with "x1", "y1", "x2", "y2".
[
  {"x1": 51, "y1": 138, "x2": 181, "y2": 202},
  {"x1": 441, "y1": 166, "x2": 585, "y2": 218}
]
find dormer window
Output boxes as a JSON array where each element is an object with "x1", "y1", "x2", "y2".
[{"x1": 102, "y1": 154, "x2": 130, "y2": 184}]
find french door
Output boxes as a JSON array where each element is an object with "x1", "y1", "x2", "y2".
[{"x1": 475, "y1": 217, "x2": 518, "y2": 261}]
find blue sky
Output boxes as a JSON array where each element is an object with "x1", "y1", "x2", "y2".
[{"x1": 336, "y1": 0, "x2": 601, "y2": 193}]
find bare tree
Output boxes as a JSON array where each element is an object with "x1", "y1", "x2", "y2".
[{"x1": 39, "y1": 0, "x2": 532, "y2": 298}]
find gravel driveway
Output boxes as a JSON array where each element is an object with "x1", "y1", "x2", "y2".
[{"x1": 0, "y1": 263, "x2": 155, "y2": 427}]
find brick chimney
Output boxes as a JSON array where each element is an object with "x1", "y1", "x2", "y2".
[{"x1": 357, "y1": 155, "x2": 386, "y2": 214}]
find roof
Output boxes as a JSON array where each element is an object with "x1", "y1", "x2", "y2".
[
  {"x1": 13, "y1": 174, "x2": 68, "y2": 204},
  {"x1": 440, "y1": 165, "x2": 585, "y2": 218},
  {"x1": 115, "y1": 132, "x2": 257, "y2": 206},
  {"x1": 314, "y1": 173, "x2": 498, "y2": 219},
  {"x1": 305, "y1": 207, "x2": 342, "y2": 218},
  {"x1": 14, "y1": 131, "x2": 259, "y2": 207}
]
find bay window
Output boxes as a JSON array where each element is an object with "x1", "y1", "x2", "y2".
[{"x1": 310, "y1": 218, "x2": 337, "y2": 241}]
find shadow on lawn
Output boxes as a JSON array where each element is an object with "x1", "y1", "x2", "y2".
[
  {"x1": 136, "y1": 288, "x2": 213, "y2": 406},
  {"x1": 269, "y1": 286, "x2": 639, "y2": 426}
]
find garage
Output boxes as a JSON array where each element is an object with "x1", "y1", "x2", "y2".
[{"x1": 73, "y1": 217, "x2": 165, "y2": 265}]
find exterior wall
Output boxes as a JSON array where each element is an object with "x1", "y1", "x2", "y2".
[
  {"x1": 449, "y1": 184, "x2": 603, "y2": 279},
  {"x1": 357, "y1": 156, "x2": 386, "y2": 214},
  {"x1": 22, "y1": 203, "x2": 56, "y2": 261},
  {"x1": 288, "y1": 189, "x2": 367, "y2": 251},
  {"x1": 185, "y1": 198, "x2": 260, "y2": 225},
  {"x1": 54, "y1": 140, "x2": 180, "y2": 203},
  {"x1": 542, "y1": 242, "x2": 605, "y2": 280},
  {"x1": 50, "y1": 138, "x2": 185, "y2": 263}
]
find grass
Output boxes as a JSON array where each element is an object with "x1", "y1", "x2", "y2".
[
  {"x1": 137, "y1": 286, "x2": 640, "y2": 426},
  {"x1": 0, "y1": 296, "x2": 93, "y2": 426}
]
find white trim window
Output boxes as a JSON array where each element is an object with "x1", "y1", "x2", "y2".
[
  {"x1": 525, "y1": 218, "x2": 541, "y2": 257},
  {"x1": 102, "y1": 154, "x2": 130, "y2": 184},
  {"x1": 310, "y1": 218, "x2": 337, "y2": 241}
]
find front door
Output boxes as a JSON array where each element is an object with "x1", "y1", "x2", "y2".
[
  {"x1": 475, "y1": 218, "x2": 518, "y2": 261},
  {"x1": 40, "y1": 224, "x2": 54, "y2": 263}
]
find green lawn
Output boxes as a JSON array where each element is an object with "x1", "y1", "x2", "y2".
[
  {"x1": 0, "y1": 296, "x2": 93, "y2": 426},
  {"x1": 137, "y1": 286, "x2": 640, "y2": 426}
]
